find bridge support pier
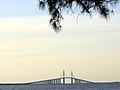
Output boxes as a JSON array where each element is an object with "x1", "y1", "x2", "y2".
[
  {"x1": 71, "y1": 78, "x2": 73, "y2": 84},
  {"x1": 75, "y1": 79, "x2": 81, "y2": 84}
]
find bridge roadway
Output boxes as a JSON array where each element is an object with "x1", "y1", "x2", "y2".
[{"x1": 29, "y1": 77, "x2": 92, "y2": 85}]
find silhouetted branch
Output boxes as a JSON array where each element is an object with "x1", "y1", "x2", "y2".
[{"x1": 38, "y1": 0, "x2": 120, "y2": 32}]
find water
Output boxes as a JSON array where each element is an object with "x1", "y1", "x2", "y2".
[{"x1": 0, "y1": 83, "x2": 120, "y2": 90}]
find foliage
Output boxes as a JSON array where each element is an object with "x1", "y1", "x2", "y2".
[{"x1": 38, "y1": 0, "x2": 119, "y2": 32}]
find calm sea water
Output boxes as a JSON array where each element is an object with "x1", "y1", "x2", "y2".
[{"x1": 0, "y1": 83, "x2": 120, "y2": 90}]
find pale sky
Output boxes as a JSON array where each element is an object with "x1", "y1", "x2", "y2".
[{"x1": 0, "y1": 0, "x2": 120, "y2": 83}]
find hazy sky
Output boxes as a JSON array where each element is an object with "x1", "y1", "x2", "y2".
[{"x1": 0, "y1": 0, "x2": 120, "y2": 83}]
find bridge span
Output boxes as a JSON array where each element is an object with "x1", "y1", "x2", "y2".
[{"x1": 30, "y1": 71, "x2": 92, "y2": 85}]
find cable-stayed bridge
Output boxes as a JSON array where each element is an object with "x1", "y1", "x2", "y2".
[
  {"x1": 0, "y1": 71, "x2": 120, "y2": 90},
  {"x1": 30, "y1": 71, "x2": 93, "y2": 84}
]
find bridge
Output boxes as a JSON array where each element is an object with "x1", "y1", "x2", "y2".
[{"x1": 30, "y1": 71, "x2": 92, "y2": 84}]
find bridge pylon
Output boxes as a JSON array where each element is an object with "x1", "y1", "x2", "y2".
[
  {"x1": 71, "y1": 70, "x2": 74, "y2": 84},
  {"x1": 63, "y1": 70, "x2": 65, "y2": 84}
]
